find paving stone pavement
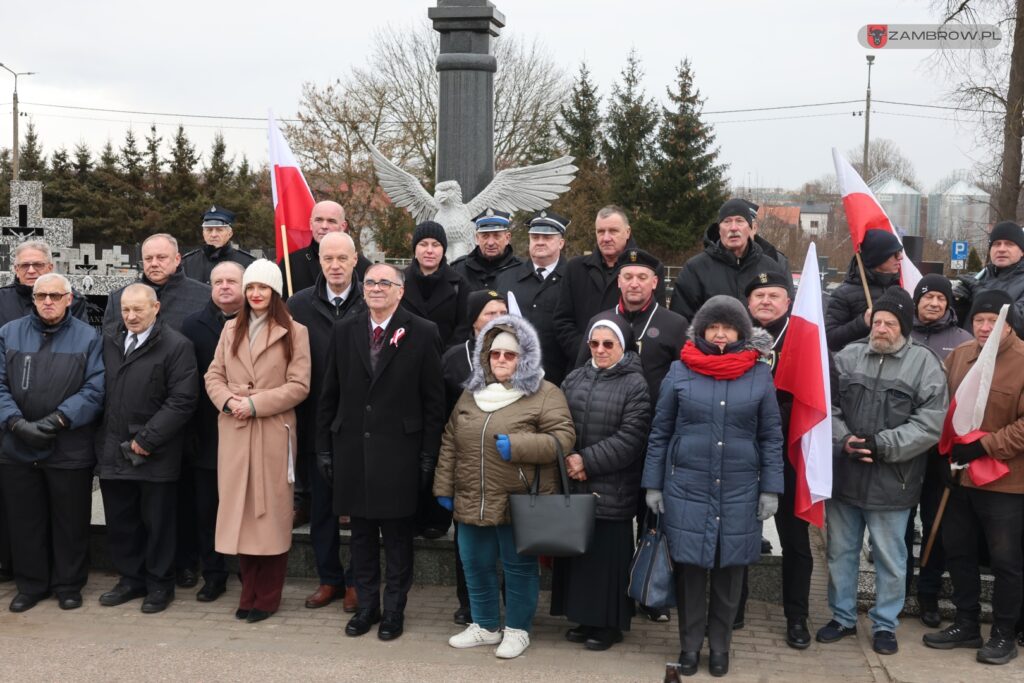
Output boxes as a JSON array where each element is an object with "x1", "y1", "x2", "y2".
[{"x1": 0, "y1": 527, "x2": 1021, "y2": 682}]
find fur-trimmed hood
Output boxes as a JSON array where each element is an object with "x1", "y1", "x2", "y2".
[{"x1": 464, "y1": 314, "x2": 545, "y2": 395}]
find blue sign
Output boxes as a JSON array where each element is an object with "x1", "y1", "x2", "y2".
[{"x1": 951, "y1": 241, "x2": 969, "y2": 260}]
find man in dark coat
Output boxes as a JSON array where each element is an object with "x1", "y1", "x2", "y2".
[
  {"x1": 317, "y1": 263, "x2": 445, "y2": 641},
  {"x1": 287, "y1": 231, "x2": 364, "y2": 613},
  {"x1": 824, "y1": 228, "x2": 905, "y2": 352},
  {"x1": 0, "y1": 273, "x2": 104, "y2": 612},
  {"x1": 178, "y1": 261, "x2": 246, "y2": 602},
  {"x1": 957, "y1": 221, "x2": 1024, "y2": 337},
  {"x1": 553, "y1": 206, "x2": 666, "y2": 361},
  {"x1": 97, "y1": 284, "x2": 198, "y2": 614},
  {"x1": 180, "y1": 206, "x2": 256, "y2": 285},
  {"x1": 669, "y1": 198, "x2": 790, "y2": 321},
  {"x1": 450, "y1": 209, "x2": 522, "y2": 291},
  {"x1": 280, "y1": 200, "x2": 371, "y2": 297},
  {"x1": 401, "y1": 221, "x2": 469, "y2": 348},
  {"x1": 103, "y1": 234, "x2": 211, "y2": 336},
  {"x1": 495, "y1": 210, "x2": 570, "y2": 385}
]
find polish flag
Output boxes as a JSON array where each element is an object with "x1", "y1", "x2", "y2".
[
  {"x1": 832, "y1": 148, "x2": 922, "y2": 296},
  {"x1": 938, "y1": 304, "x2": 1011, "y2": 486},
  {"x1": 268, "y1": 112, "x2": 315, "y2": 263},
  {"x1": 774, "y1": 242, "x2": 832, "y2": 527}
]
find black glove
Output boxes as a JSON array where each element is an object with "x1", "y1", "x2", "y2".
[
  {"x1": 9, "y1": 417, "x2": 56, "y2": 450},
  {"x1": 860, "y1": 435, "x2": 878, "y2": 458},
  {"x1": 419, "y1": 459, "x2": 435, "y2": 492},
  {"x1": 316, "y1": 451, "x2": 334, "y2": 485},
  {"x1": 951, "y1": 440, "x2": 987, "y2": 466},
  {"x1": 119, "y1": 440, "x2": 146, "y2": 467},
  {"x1": 35, "y1": 411, "x2": 68, "y2": 435},
  {"x1": 844, "y1": 435, "x2": 877, "y2": 460}
]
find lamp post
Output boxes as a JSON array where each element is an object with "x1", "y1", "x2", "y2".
[
  {"x1": 0, "y1": 63, "x2": 36, "y2": 180},
  {"x1": 863, "y1": 55, "x2": 874, "y2": 179}
]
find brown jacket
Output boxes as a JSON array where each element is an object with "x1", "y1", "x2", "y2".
[
  {"x1": 205, "y1": 317, "x2": 311, "y2": 555},
  {"x1": 944, "y1": 333, "x2": 1024, "y2": 494}
]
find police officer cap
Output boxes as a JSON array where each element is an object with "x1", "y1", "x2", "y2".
[
  {"x1": 744, "y1": 271, "x2": 793, "y2": 298},
  {"x1": 527, "y1": 210, "x2": 569, "y2": 235},
  {"x1": 473, "y1": 208, "x2": 512, "y2": 232},
  {"x1": 202, "y1": 205, "x2": 235, "y2": 228},
  {"x1": 616, "y1": 248, "x2": 661, "y2": 274}
]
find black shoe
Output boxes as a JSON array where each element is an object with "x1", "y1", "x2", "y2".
[
  {"x1": 141, "y1": 589, "x2": 174, "y2": 614},
  {"x1": 9, "y1": 591, "x2": 49, "y2": 613},
  {"x1": 977, "y1": 628, "x2": 1019, "y2": 665},
  {"x1": 246, "y1": 608, "x2": 273, "y2": 623},
  {"x1": 175, "y1": 568, "x2": 199, "y2": 588},
  {"x1": 377, "y1": 610, "x2": 404, "y2": 640},
  {"x1": 196, "y1": 580, "x2": 227, "y2": 602},
  {"x1": 235, "y1": 608, "x2": 250, "y2": 620},
  {"x1": 420, "y1": 527, "x2": 447, "y2": 540},
  {"x1": 708, "y1": 650, "x2": 729, "y2": 677},
  {"x1": 639, "y1": 604, "x2": 671, "y2": 622},
  {"x1": 585, "y1": 628, "x2": 623, "y2": 651},
  {"x1": 732, "y1": 616, "x2": 745, "y2": 630},
  {"x1": 57, "y1": 592, "x2": 83, "y2": 610},
  {"x1": 761, "y1": 537, "x2": 773, "y2": 554},
  {"x1": 786, "y1": 618, "x2": 811, "y2": 649},
  {"x1": 566, "y1": 624, "x2": 593, "y2": 643},
  {"x1": 923, "y1": 621, "x2": 983, "y2": 650},
  {"x1": 453, "y1": 605, "x2": 471, "y2": 625},
  {"x1": 99, "y1": 583, "x2": 146, "y2": 607},
  {"x1": 873, "y1": 630, "x2": 898, "y2": 655},
  {"x1": 345, "y1": 607, "x2": 381, "y2": 637},
  {"x1": 816, "y1": 619, "x2": 857, "y2": 643},
  {"x1": 918, "y1": 595, "x2": 941, "y2": 629},
  {"x1": 678, "y1": 651, "x2": 699, "y2": 677}
]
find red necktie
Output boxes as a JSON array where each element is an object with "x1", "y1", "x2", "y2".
[{"x1": 372, "y1": 326, "x2": 384, "y2": 349}]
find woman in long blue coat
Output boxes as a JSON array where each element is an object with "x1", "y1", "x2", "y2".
[{"x1": 642, "y1": 295, "x2": 784, "y2": 678}]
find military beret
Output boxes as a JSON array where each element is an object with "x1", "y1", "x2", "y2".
[
  {"x1": 616, "y1": 248, "x2": 661, "y2": 274},
  {"x1": 744, "y1": 271, "x2": 793, "y2": 298}
]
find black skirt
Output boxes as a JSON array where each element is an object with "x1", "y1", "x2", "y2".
[{"x1": 550, "y1": 517, "x2": 634, "y2": 631}]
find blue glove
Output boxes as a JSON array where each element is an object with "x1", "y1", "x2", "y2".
[
  {"x1": 495, "y1": 434, "x2": 511, "y2": 461},
  {"x1": 436, "y1": 496, "x2": 453, "y2": 511}
]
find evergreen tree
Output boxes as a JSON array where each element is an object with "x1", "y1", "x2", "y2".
[
  {"x1": 18, "y1": 123, "x2": 46, "y2": 181},
  {"x1": 556, "y1": 62, "x2": 603, "y2": 162},
  {"x1": 967, "y1": 246, "x2": 984, "y2": 272},
  {"x1": 119, "y1": 128, "x2": 145, "y2": 190},
  {"x1": 602, "y1": 50, "x2": 659, "y2": 219},
  {"x1": 144, "y1": 124, "x2": 163, "y2": 203},
  {"x1": 162, "y1": 125, "x2": 204, "y2": 245},
  {"x1": 0, "y1": 148, "x2": 11, "y2": 217},
  {"x1": 43, "y1": 147, "x2": 76, "y2": 229},
  {"x1": 72, "y1": 143, "x2": 93, "y2": 177},
  {"x1": 202, "y1": 132, "x2": 235, "y2": 206}
]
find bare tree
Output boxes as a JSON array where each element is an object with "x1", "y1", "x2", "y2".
[{"x1": 847, "y1": 138, "x2": 921, "y2": 189}]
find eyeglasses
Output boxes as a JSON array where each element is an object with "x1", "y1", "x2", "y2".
[
  {"x1": 588, "y1": 339, "x2": 618, "y2": 350},
  {"x1": 489, "y1": 350, "x2": 518, "y2": 361},
  {"x1": 33, "y1": 292, "x2": 68, "y2": 302},
  {"x1": 364, "y1": 279, "x2": 399, "y2": 290},
  {"x1": 15, "y1": 262, "x2": 47, "y2": 271}
]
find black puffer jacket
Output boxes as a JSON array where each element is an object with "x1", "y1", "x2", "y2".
[
  {"x1": 824, "y1": 258, "x2": 901, "y2": 352},
  {"x1": 560, "y1": 351, "x2": 651, "y2": 520},
  {"x1": 961, "y1": 259, "x2": 1024, "y2": 337}
]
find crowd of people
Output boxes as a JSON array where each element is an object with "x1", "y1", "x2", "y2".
[{"x1": 0, "y1": 198, "x2": 1023, "y2": 677}]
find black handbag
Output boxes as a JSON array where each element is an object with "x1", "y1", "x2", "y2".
[
  {"x1": 627, "y1": 513, "x2": 676, "y2": 608},
  {"x1": 508, "y1": 435, "x2": 596, "y2": 557}
]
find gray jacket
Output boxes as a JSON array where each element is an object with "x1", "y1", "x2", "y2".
[
  {"x1": 832, "y1": 337, "x2": 948, "y2": 510},
  {"x1": 910, "y1": 310, "x2": 973, "y2": 361}
]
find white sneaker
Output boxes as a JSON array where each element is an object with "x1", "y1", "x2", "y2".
[
  {"x1": 495, "y1": 627, "x2": 530, "y2": 659},
  {"x1": 448, "y1": 623, "x2": 503, "y2": 649}
]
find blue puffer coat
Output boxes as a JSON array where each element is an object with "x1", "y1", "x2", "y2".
[{"x1": 642, "y1": 328, "x2": 784, "y2": 569}]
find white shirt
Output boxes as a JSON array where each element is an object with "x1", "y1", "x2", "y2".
[
  {"x1": 532, "y1": 260, "x2": 557, "y2": 280},
  {"x1": 325, "y1": 282, "x2": 353, "y2": 304},
  {"x1": 124, "y1": 323, "x2": 155, "y2": 354},
  {"x1": 369, "y1": 313, "x2": 394, "y2": 336}
]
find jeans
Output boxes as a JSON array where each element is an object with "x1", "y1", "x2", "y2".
[
  {"x1": 825, "y1": 499, "x2": 910, "y2": 633},
  {"x1": 458, "y1": 523, "x2": 538, "y2": 632}
]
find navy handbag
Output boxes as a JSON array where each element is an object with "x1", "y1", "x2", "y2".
[{"x1": 627, "y1": 513, "x2": 676, "y2": 608}]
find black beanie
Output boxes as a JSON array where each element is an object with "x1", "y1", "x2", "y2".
[
  {"x1": 412, "y1": 221, "x2": 448, "y2": 254},
  {"x1": 989, "y1": 221, "x2": 1024, "y2": 252},
  {"x1": 913, "y1": 273, "x2": 954, "y2": 307},
  {"x1": 466, "y1": 289, "x2": 505, "y2": 325},
  {"x1": 718, "y1": 198, "x2": 758, "y2": 225},
  {"x1": 968, "y1": 289, "x2": 1016, "y2": 330},
  {"x1": 860, "y1": 229, "x2": 904, "y2": 269},
  {"x1": 872, "y1": 287, "x2": 914, "y2": 337}
]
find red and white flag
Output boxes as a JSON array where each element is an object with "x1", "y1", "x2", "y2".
[
  {"x1": 938, "y1": 304, "x2": 1011, "y2": 486},
  {"x1": 775, "y1": 242, "x2": 832, "y2": 527},
  {"x1": 268, "y1": 111, "x2": 315, "y2": 264},
  {"x1": 832, "y1": 148, "x2": 922, "y2": 296}
]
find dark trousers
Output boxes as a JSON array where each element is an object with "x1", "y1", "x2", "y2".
[
  {"x1": 910, "y1": 456, "x2": 947, "y2": 599},
  {"x1": 943, "y1": 485, "x2": 1024, "y2": 630},
  {"x1": 193, "y1": 467, "x2": 227, "y2": 583},
  {"x1": 349, "y1": 515, "x2": 415, "y2": 613},
  {"x1": 0, "y1": 471, "x2": 12, "y2": 577},
  {"x1": 175, "y1": 460, "x2": 199, "y2": 573},
  {"x1": 0, "y1": 464, "x2": 92, "y2": 596},
  {"x1": 306, "y1": 452, "x2": 349, "y2": 587},
  {"x1": 238, "y1": 552, "x2": 288, "y2": 612},
  {"x1": 675, "y1": 562, "x2": 745, "y2": 652},
  {"x1": 100, "y1": 478, "x2": 177, "y2": 593}
]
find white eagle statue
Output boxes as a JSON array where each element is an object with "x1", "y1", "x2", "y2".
[{"x1": 368, "y1": 142, "x2": 577, "y2": 260}]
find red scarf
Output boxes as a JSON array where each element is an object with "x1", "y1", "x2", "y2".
[{"x1": 680, "y1": 340, "x2": 758, "y2": 380}]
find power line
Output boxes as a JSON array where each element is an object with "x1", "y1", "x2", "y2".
[
  {"x1": 875, "y1": 99, "x2": 1002, "y2": 115},
  {"x1": 703, "y1": 100, "x2": 861, "y2": 115},
  {"x1": 712, "y1": 111, "x2": 858, "y2": 124}
]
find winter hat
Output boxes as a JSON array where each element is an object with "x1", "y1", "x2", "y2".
[
  {"x1": 490, "y1": 331, "x2": 521, "y2": 355},
  {"x1": 872, "y1": 287, "x2": 914, "y2": 337},
  {"x1": 860, "y1": 229, "x2": 904, "y2": 269},
  {"x1": 587, "y1": 311, "x2": 637, "y2": 353},
  {"x1": 912, "y1": 273, "x2": 954, "y2": 307},
  {"x1": 718, "y1": 198, "x2": 758, "y2": 225},
  {"x1": 243, "y1": 259, "x2": 283, "y2": 297},
  {"x1": 743, "y1": 270, "x2": 793, "y2": 298},
  {"x1": 968, "y1": 289, "x2": 1016, "y2": 330},
  {"x1": 412, "y1": 221, "x2": 448, "y2": 254},
  {"x1": 616, "y1": 248, "x2": 662, "y2": 274},
  {"x1": 691, "y1": 295, "x2": 754, "y2": 342},
  {"x1": 466, "y1": 289, "x2": 506, "y2": 324},
  {"x1": 988, "y1": 221, "x2": 1024, "y2": 252}
]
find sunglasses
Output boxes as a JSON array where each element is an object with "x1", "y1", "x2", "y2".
[
  {"x1": 489, "y1": 350, "x2": 518, "y2": 361},
  {"x1": 588, "y1": 339, "x2": 618, "y2": 350},
  {"x1": 33, "y1": 292, "x2": 68, "y2": 302}
]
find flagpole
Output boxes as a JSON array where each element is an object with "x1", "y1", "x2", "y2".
[
  {"x1": 280, "y1": 224, "x2": 294, "y2": 297},
  {"x1": 854, "y1": 251, "x2": 873, "y2": 309},
  {"x1": 921, "y1": 470, "x2": 960, "y2": 567}
]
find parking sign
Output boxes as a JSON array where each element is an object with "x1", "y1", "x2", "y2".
[{"x1": 951, "y1": 241, "x2": 969, "y2": 261}]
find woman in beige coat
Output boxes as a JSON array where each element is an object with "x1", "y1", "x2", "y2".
[{"x1": 205, "y1": 259, "x2": 311, "y2": 623}]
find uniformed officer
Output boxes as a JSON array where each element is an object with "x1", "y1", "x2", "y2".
[
  {"x1": 181, "y1": 207, "x2": 255, "y2": 284},
  {"x1": 450, "y1": 209, "x2": 522, "y2": 292}
]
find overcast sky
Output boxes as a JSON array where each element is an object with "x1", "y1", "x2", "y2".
[{"x1": 0, "y1": 0, "x2": 1001, "y2": 193}]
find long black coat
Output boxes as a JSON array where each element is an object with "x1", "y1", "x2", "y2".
[
  {"x1": 180, "y1": 244, "x2": 256, "y2": 285},
  {"x1": 180, "y1": 301, "x2": 234, "y2": 469},
  {"x1": 287, "y1": 273, "x2": 365, "y2": 454},
  {"x1": 450, "y1": 245, "x2": 522, "y2": 292},
  {"x1": 495, "y1": 257, "x2": 569, "y2": 385},
  {"x1": 97, "y1": 320, "x2": 198, "y2": 482},
  {"x1": 442, "y1": 340, "x2": 473, "y2": 420},
  {"x1": 0, "y1": 282, "x2": 92, "y2": 328},
  {"x1": 103, "y1": 268, "x2": 211, "y2": 336},
  {"x1": 824, "y1": 258, "x2": 901, "y2": 352},
  {"x1": 400, "y1": 260, "x2": 468, "y2": 347},
  {"x1": 280, "y1": 240, "x2": 372, "y2": 298},
  {"x1": 316, "y1": 307, "x2": 445, "y2": 519}
]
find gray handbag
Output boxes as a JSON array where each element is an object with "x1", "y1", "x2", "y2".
[{"x1": 508, "y1": 435, "x2": 596, "y2": 557}]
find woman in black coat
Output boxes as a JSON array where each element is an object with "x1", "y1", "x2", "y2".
[
  {"x1": 551, "y1": 313, "x2": 651, "y2": 651},
  {"x1": 401, "y1": 221, "x2": 469, "y2": 347}
]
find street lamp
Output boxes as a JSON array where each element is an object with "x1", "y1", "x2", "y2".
[
  {"x1": 0, "y1": 63, "x2": 36, "y2": 180},
  {"x1": 863, "y1": 55, "x2": 874, "y2": 180}
]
